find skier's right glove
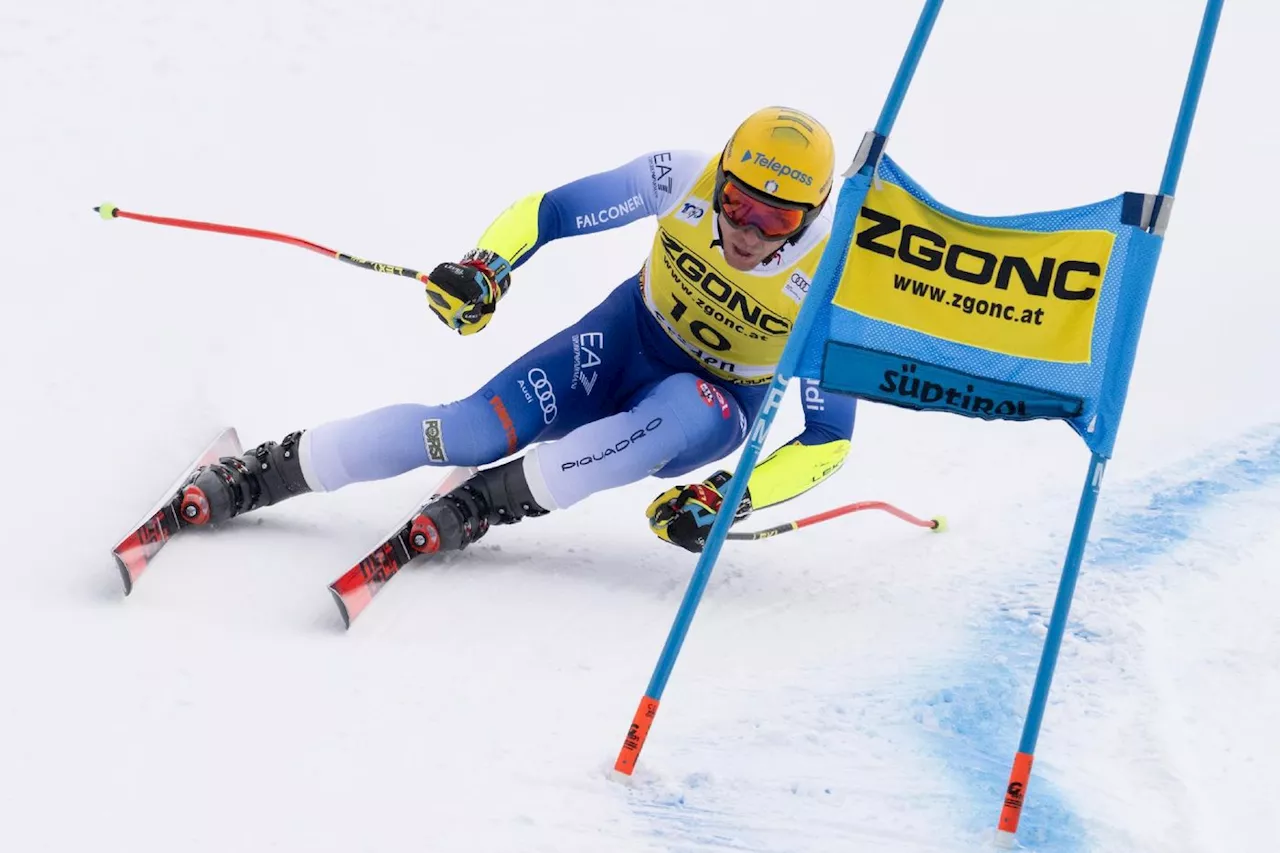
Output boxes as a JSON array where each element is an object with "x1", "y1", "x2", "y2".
[
  {"x1": 646, "y1": 471, "x2": 753, "y2": 553},
  {"x1": 425, "y1": 249, "x2": 512, "y2": 336}
]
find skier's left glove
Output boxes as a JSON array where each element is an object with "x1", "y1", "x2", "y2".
[
  {"x1": 425, "y1": 249, "x2": 512, "y2": 335},
  {"x1": 646, "y1": 470, "x2": 752, "y2": 553}
]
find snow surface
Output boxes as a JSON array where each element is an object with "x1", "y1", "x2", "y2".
[{"x1": 3, "y1": 1, "x2": 1278, "y2": 850}]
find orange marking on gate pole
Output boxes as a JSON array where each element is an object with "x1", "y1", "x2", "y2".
[
  {"x1": 613, "y1": 696, "x2": 660, "y2": 775},
  {"x1": 997, "y1": 751, "x2": 1034, "y2": 836}
]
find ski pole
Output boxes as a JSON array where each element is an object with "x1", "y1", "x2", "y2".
[
  {"x1": 94, "y1": 203, "x2": 429, "y2": 284},
  {"x1": 727, "y1": 501, "x2": 945, "y2": 541}
]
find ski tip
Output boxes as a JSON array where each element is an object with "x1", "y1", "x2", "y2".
[
  {"x1": 223, "y1": 426, "x2": 243, "y2": 457},
  {"x1": 113, "y1": 552, "x2": 135, "y2": 596},
  {"x1": 329, "y1": 585, "x2": 352, "y2": 630},
  {"x1": 96, "y1": 203, "x2": 119, "y2": 220}
]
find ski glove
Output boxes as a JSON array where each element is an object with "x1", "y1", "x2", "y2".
[
  {"x1": 425, "y1": 249, "x2": 512, "y2": 335},
  {"x1": 646, "y1": 470, "x2": 753, "y2": 553}
]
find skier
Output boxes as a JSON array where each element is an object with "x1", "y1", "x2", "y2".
[{"x1": 176, "y1": 106, "x2": 856, "y2": 554}]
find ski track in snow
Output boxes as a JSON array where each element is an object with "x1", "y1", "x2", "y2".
[{"x1": 623, "y1": 424, "x2": 1280, "y2": 852}]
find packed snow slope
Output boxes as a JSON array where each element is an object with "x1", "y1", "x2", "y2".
[{"x1": 2, "y1": 1, "x2": 1277, "y2": 851}]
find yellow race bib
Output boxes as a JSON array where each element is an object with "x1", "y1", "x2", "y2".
[{"x1": 641, "y1": 159, "x2": 829, "y2": 384}]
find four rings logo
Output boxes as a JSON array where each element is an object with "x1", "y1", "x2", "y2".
[{"x1": 527, "y1": 368, "x2": 557, "y2": 425}]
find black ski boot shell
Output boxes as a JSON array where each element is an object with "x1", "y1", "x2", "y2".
[
  {"x1": 416, "y1": 457, "x2": 549, "y2": 553},
  {"x1": 178, "y1": 431, "x2": 311, "y2": 526}
]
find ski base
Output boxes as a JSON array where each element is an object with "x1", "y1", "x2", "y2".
[{"x1": 112, "y1": 427, "x2": 242, "y2": 594}]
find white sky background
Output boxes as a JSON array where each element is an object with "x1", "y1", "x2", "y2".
[{"x1": 1, "y1": 1, "x2": 1277, "y2": 851}]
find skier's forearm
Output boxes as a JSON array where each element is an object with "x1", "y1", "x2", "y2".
[
  {"x1": 474, "y1": 191, "x2": 556, "y2": 269},
  {"x1": 746, "y1": 439, "x2": 850, "y2": 510}
]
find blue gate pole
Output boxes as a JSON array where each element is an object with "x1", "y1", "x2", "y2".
[
  {"x1": 1161, "y1": 0, "x2": 1224, "y2": 197},
  {"x1": 613, "y1": 0, "x2": 947, "y2": 776},
  {"x1": 995, "y1": 1, "x2": 1223, "y2": 846}
]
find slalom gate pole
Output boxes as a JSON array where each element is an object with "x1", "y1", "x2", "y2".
[
  {"x1": 994, "y1": 1, "x2": 1223, "y2": 846},
  {"x1": 612, "y1": 0, "x2": 946, "y2": 777},
  {"x1": 94, "y1": 203, "x2": 429, "y2": 284},
  {"x1": 726, "y1": 500, "x2": 945, "y2": 541}
]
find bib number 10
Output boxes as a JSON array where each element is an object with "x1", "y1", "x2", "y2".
[{"x1": 670, "y1": 295, "x2": 731, "y2": 352}]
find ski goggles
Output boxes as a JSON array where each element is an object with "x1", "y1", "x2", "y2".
[{"x1": 718, "y1": 177, "x2": 810, "y2": 240}]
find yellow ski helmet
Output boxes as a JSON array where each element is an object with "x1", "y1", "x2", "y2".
[{"x1": 714, "y1": 106, "x2": 835, "y2": 237}]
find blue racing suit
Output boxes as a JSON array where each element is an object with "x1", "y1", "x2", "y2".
[{"x1": 300, "y1": 151, "x2": 856, "y2": 512}]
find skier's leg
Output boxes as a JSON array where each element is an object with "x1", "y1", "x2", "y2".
[
  {"x1": 178, "y1": 280, "x2": 646, "y2": 527},
  {"x1": 302, "y1": 284, "x2": 640, "y2": 493},
  {"x1": 519, "y1": 373, "x2": 749, "y2": 510},
  {"x1": 404, "y1": 372, "x2": 748, "y2": 551}
]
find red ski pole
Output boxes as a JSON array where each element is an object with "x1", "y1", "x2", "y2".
[
  {"x1": 727, "y1": 500, "x2": 946, "y2": 541},
  {"x1": 94, "y1": 203, "x2": 429, "y2": 284}
]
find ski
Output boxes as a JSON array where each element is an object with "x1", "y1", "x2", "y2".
[
  {"x1": 328, "y1": 466, "x2": 477, "y2": 628},
  {"x1": 112, "y1": 427, "x2": 242, "y2": 595}
]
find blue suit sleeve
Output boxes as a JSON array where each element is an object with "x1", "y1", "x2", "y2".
[
  {"x1": 788, "y1": 379, "x2": 856, "y2": 445},
  {"x1": 477, "y1": 151, "x2": 706, "y2": 270}
]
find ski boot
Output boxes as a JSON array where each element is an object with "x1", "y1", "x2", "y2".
[
  {"x1": 411, "y1": 457, "x2": 550, "y2": 555},
  {"x1": 176, "y1": 430, "x2": 311, "y2": 527},
  {"x1": 327, "y1": 457, "x2": 554, "y2": 627}
]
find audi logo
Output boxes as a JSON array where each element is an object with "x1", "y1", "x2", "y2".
[{"x1": 527, "y1": 368, "x2": 557, "y2": 424}]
